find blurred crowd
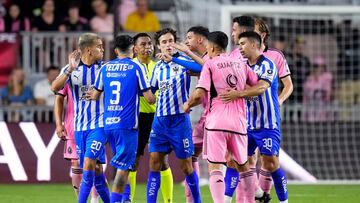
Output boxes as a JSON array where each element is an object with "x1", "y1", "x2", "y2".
[
  {"x1": 0, "y1": 0, "x2": 359, "y2": 123},
  {"x1": 0, "y1": 0, "x2": 161, "y2": 33}
]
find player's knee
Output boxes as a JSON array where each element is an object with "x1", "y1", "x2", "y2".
[
  {"x1": 149, "y1": 154, "x2": 162, "y2": 171},
  {"x1": 180, "y1": 158, "x2": 193, "y2": 175},
  {"x1": 83, "y1": 157, "x2": 96, "y2": 170},
  {"x1": 71, "y1": 159, "x2": 80, "y2": 168},
  {"x1": 248, "y1": 155, "x2": 257, "y2": 167},
  {"x1": 113, "y1": 174, "x2": 127, "y2": 192},
  {"x1": 262, "y1": 156, "x2": 279, "y2": 172},
  {"x1": 236, "y1": 161, "x2": 249, "y2": 173}
]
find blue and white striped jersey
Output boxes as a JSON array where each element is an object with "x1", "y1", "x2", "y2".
[
  {"x1": 60, "y1": 61, "x2": 104, "y2": 131},
  {"x1": 246, "y1": 55, "x2": 281, "y2": 130},
  {"x1": 94, "y1": 57, "x2": 150, "y2": 130},
  {"x1": 150, "y1": 53, "x2": 192, "y2": 117}
]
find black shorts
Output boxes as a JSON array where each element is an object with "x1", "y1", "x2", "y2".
[{"x1": 137, "y1": 112, "x2": 155, "y2": 156}]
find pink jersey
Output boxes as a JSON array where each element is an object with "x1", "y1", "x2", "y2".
[
  {"x1": 58, "y1": 83, "x2": 75, "y2": 139},
  {"x1": 229, "y1": 47, "x2": 246, "y2": 62},
  {"x1": 197, "y1": 54, "x2": 258, "y2": 134},
  {"x1": 262, "y1": 46, "x2": 291, "y2": 78}
]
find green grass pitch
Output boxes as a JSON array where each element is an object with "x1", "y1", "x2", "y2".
[{"x1": 0, "y1": 184, "x2": 359, "y2": 202}]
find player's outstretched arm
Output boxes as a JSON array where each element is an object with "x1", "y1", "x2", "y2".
[
  {"x1": 54, "y1": 94, "x2": 66, "y2": 140},
  {"x1": 184, "y1": 88, "x2": 206, "y2": 113},
  {"x1": 278, "y1": 76, "x2": 293, "y2": 106},
  {"x1": 143, "y1": 89, "x2": 156, "y2": 104},
  {"x1": 171, "y1": 43, "x2": 205, "y2": 65}
]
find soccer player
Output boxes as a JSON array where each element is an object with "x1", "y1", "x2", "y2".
[
  {"x1": 131, "y1": 32, "x2": 174, "y2": 203},
  {"x1": 91, "y1": 34, "x2": 156, "y2": 203},
  {"x1": 225, "y1": 15, "x2": 256, "y2": 202},
  {"x1": 252, "y1": 17, "x2": 294, "y2": 202},
  {"x1": 184, "y1": 31, "x2": 258, "y2": 203},
  {"x1": 220, "y1": 31, "x2": 289, "y2": 203},
  {"x1": 54, "y1": 83, "x2": 100, "y2": 203},
  {"x1": 229, "y1": 15, "x2": 255, "y2": 59},
  {"x1": 51, "y1": 33, "x2": 110, "y2": 203},
  {"x1": 146, "y1": 28, "x2": 202, "y2": 203},
  {"x1": 171, "y1": 26, "x2": 209, "y2": 203}
]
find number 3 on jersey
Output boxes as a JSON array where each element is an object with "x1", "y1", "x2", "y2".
[{"x1": 110, "y1": 81, "x2": 121, "y2": 104}]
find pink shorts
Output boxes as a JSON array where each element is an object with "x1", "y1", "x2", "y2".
[
  {"x1": 206, "y1": 130, "x2": 248, "y2": 165},
  {"x1": 63, "y1": 138, "x2": 78, "y2": 160},
  {"x1": 192, "y1": 116, "x2": 206, "y2": 147},
  {"x1": 202, "y1": 129, "x2": 208, "y2": 160}
]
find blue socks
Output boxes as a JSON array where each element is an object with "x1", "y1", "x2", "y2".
[
  {"x1": 185, "y1": 171, "x2": 202, "y2": 203},
  {"x1": 271, "y1": 168, "x2": 288, "y2": 201},
  {"x1": 146, "y1": 171, "x2": 160, "y2": 203},
  {"x1": 224, "y1": 167, "x2": 239, "y2": 198},
  {"x1": 94, "y1": 173, "x2": 110, "y2": 203},
  {"x1": 111, "y1": 192, "x2": 123, "y2": 203},
  {"x1": 122, "y1": 184, "x2": 131, "y2": 202},
  {"x1": 78, "y1": 170, "x2": 94, "y2": 203}
]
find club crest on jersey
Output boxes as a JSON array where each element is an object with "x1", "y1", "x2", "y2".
[
  {"x1": 172, "y1": 66, "x2": 179, "y2": 74},
  {"x1": 226, "y1": 74, "x2": 238, "y2": 88}
]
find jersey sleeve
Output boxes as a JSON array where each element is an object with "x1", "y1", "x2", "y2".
[
  {"x1": 56, "y1": 83, "x2": 69, "y2": 97},
  {"x1": 150, "y1": 63, "x2": 159, "y2": 90},
  {"x1": 277, "y1": 54, "x2": 291, "y2": 78},
  {"x1": 246, "y1": 65, "x2": 259, "y2": 86},
  {"x1": 196, "y1": 60, "x2": 212, "y2": 91},
  {"x1": 259, "y1": 60, "x2": 277, "y2": 85},
  {"x1": 136, "y1": 64, "x2": 151, "y2": 91},
  {"x1": 94, "y1": 66, "x2": 104, "y2": 92}
]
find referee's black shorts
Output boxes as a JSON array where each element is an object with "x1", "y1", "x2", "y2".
[{"x1": 137, "y1": 112, "x2": 155, "y2": 156}]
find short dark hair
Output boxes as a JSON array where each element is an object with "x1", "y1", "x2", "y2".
[
  {"x1": 187, "y1": 26, "x2": 210, "y2": 38},
  {"x1": 239, "y1": 31, "x2": 262, "y2": 48},
  {"x1": 133, "y1": 32, "x2": 151, "y2": 44},
  {"x1": 154, "y1": 28, "x2": 177, "y2": 45},
  {"x1": 114, "y1": 34, "x2": 134, "y2": 52},
  {"x1": 232, "y1": 16, "x2": 255, "y2": 31},
  {"x1": 46, "y1": 65, "x2": 59, "y2": 73},
  {"x1": 255, "y1": 18, "x2": 270, "y2": 46},
  {"x1": 69, "y1": 1, "x2": 80, "y2": 9},
  {"x1": 207, "y1": 31, "x2": 228, "y2": 50}
]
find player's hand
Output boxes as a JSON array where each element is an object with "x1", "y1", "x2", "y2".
[
  {"x1": 156, "y1": 53, "x2": 172, "y2": 63},
  {"x1": 171, "y1": 43, "x2": 190, "y2": 55},
  {"x1": 183, "y1": 102, "x2": 191, "y2": 114},
  {"x1": 68, "y1": 50, "x2": 80, "y2": 72},
  {"x1": 56, "y1": 124, "x2": 67, "y2": 141},
  {"x1": 219, "y1": 88, "x2": 240, "y2": 103},
  {"x1": 84, "y1": 89, "x2": 93, "y2": 101}
]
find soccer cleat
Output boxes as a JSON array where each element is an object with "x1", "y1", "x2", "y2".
[{"x1": 255, "y1": 192, "x2": 271, "y2": 203}]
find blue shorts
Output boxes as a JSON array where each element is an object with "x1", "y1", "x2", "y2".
[
  {"x1": 75, "y1": 128, "x2": 107, "y2": 168},
  {"x1": 248, "y1": 128, "x2": 281, "y2": 157},
  {"x1": 149, "y1": 114, "x2": 194, "y2": 159},
  {"x1": 105, "y1": 129, "x2": 138, "y2": 171}
]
